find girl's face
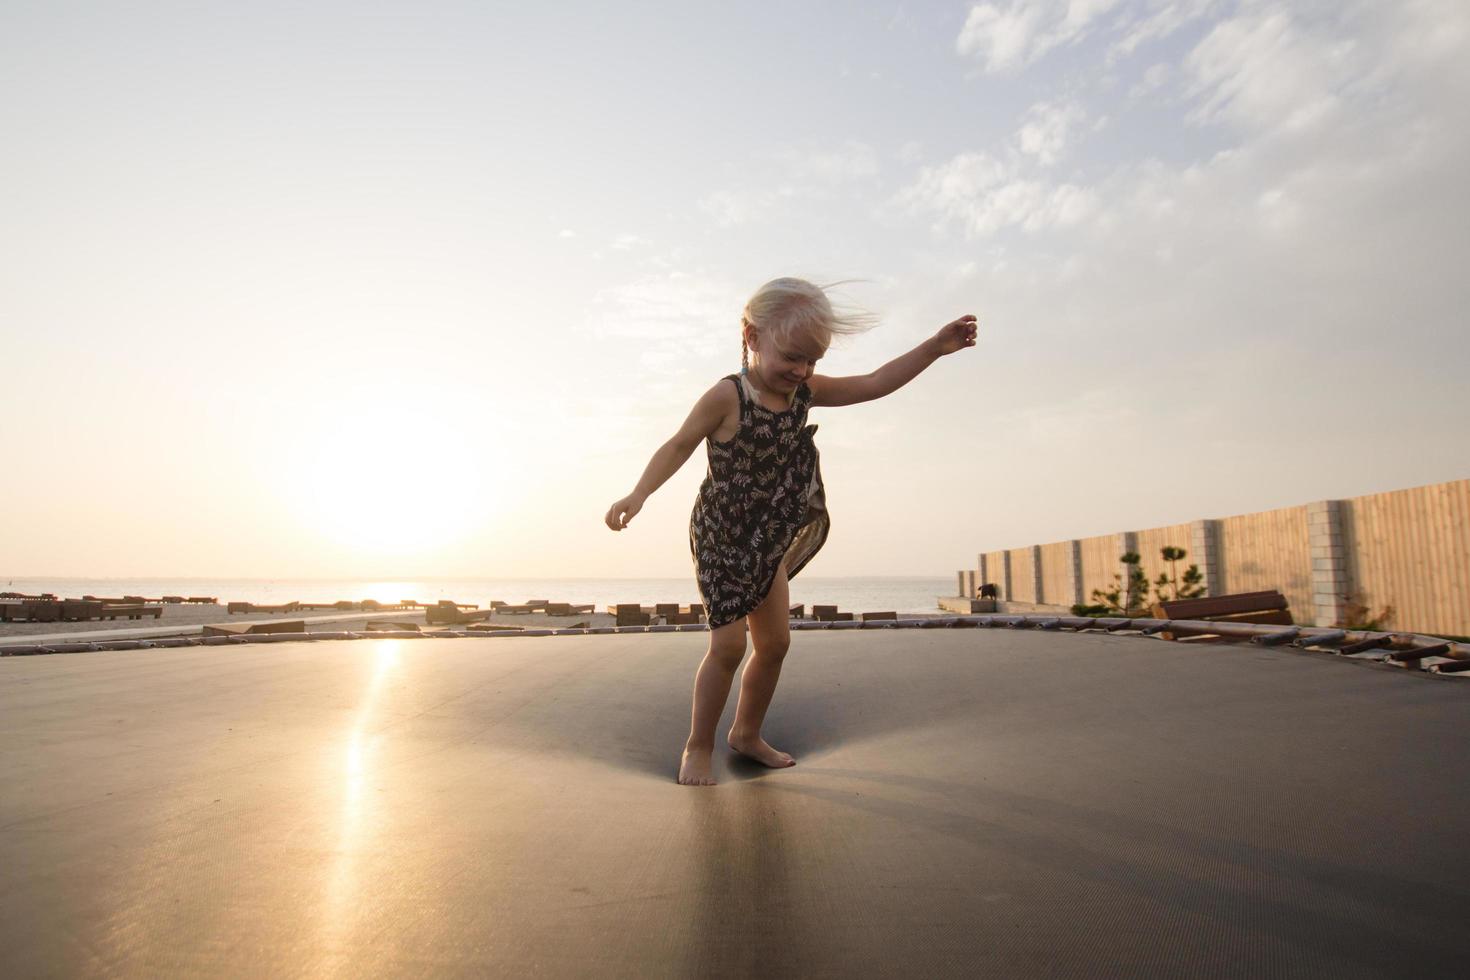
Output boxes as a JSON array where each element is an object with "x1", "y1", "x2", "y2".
[{"x1": 748, "y1": 323, "x2": 828, "y2": 395}]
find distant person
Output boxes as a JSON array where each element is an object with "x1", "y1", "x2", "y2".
[{"x1": 605, "y1": 277, "x2": 978, "y2": 786}]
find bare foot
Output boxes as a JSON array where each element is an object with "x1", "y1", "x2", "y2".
[
  {"x1": 727, "y1": 732, "x2": 796, "y2": 769},
  {"x1": 678, "y1": 745, "x2": 716, "y2": 786}
]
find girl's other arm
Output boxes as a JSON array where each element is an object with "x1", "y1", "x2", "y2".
[
  {"x1": 604, "y1": 382, "x2": 736, "y2": 531},
  {"x1": 809, "y1": 314, "x2": 977, "y2": 408}
]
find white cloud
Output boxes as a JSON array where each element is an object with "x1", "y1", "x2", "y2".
[
  {"x1": 956, "y1": 3, "x2": 1048, "y2": 72},
  {"x1": 1017, "y1": 100, "x2": 1087, "y2": 165},
  {"x1": 1184, "y1": 8, "x2": 1353, "y2": 134},
  {"x1": 899, "y1": 152, "x2": 1097, "y2": 237},
  {"x1": 611, "y1": 233, "x2": 651, "y2": 250},
  {"x1": 957, "y1": 0, "x2": 1122, "y2": 73},
  {"x1": 1108, "y1": 0, "x2": 1223, "y2": 63}
]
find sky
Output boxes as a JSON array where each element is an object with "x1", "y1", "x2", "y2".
[{"x1": 3, "y1": 0, "x2": 1468, "y2": 579}]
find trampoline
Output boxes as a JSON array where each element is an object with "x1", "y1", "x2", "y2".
[{"x1": 2, "y1": 629, "x2": 1466, "y2": 976}]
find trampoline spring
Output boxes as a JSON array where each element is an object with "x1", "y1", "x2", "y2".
[
  {"x1": 1385, "y1": 642, "x2": 1452, "y2": 663},
  {"x1": 1252, "y1": 627, "x2": 1301, "y2": 647},
  {"x1": 1294, "y1": 629, "x2": 1348, "y2": 649},
  {"x1": 1338, "y1": 634, "x2": 1393, "y2": 656}
]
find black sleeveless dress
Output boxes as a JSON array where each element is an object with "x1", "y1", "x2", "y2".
[{"x1": 690, "y1": 374, "x2": 829, "y2": 628}]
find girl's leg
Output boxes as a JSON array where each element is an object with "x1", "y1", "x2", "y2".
[
  {"x1": 728, "y1": 563, "x2": 796, "y2": 769},
  {"x1": 679, "y1": 618, "x2": 748, "y2": 786}
]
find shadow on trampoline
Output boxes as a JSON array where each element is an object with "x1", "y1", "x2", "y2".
[{"x1": 532, "y1": 648, "x2": 990, "y2": 784}]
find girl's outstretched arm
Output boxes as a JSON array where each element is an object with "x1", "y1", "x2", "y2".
[
  {"x1": 809, "y1": 314, "x2": 977, "y2": 408},
  {"x1": 604, "y1": 381, "x2": 737, "y2": 531}
]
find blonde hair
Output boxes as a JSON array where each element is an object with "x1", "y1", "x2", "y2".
[{"x1": 740, "y1": 277, "x2": 875, "y2": 370}]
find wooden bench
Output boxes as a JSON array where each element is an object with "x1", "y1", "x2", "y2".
[{"x1": 1151, "y1": 590, "x2": 1293, "y2": 633}]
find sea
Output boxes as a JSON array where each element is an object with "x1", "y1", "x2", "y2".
[{"x1": 2, "y1": 576, "x2": 956, "y2": 615}]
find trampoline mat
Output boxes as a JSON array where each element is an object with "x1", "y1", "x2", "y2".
[{"x1": 2, "y1": 630, "x2": 1466, "y2": 977}]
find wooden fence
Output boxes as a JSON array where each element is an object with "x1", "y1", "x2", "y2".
[{"x1": 956, "y1": 478, "x2": 1470, "y2": 636}]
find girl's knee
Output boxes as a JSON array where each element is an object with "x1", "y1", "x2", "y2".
[
  {"x1": 707, "y1": 628, "x2": 747, "y2": 670},
  {"x1": 754, "y1": 635, "x2": 790, "y2": 661}
]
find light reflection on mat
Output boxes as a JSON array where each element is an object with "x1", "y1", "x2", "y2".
[{"x1": 322, "y1": 641, "x2": 400, "y2": 959}]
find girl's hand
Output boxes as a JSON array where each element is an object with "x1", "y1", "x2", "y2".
[
  {"x1": 933, "y1": 314, "x2": 978, "y2": 355},
  {"x1": 605, "y1": 494, "x2": 644, "y2": 531}
]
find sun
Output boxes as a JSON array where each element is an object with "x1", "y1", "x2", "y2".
[{"x1": 283, "y1": 389, "x2": 504, "y2": 560}]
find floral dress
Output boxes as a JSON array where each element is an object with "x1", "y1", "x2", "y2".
[{"x1": 690, "y1": 374, "x2": 829, "y2": 628}]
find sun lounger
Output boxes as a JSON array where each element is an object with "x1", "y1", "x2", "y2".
[
  {"x1": 203, "y1": 620, "x2": 306, "y2": 637},
  {"x1": 615, "y1": 604, "x2": 651, "y2": 627},
  {"x1": 61, "y1": 600, "x2": 104, "y2": 621},
  {"x1": 544, "y1": 603, "x2": 595, "y2": 616},
  {"x1": 99, "y1": 604, "x2": 163, "y2": 620},
  {"x1": 861, "y1": 611, "x2": 897, "y2": 622},
  {"x1": 18, "y1": 600, "x2": 62, "y2": 622},
  {"x1": 0, "y1": 600, "x2": 56, "y2": 622},
  {"x1": 365, "y1": 621, "x2": 420, "y2": 632},
  {"x1": 426, "y1": 603, "x2": 495, "y2": 626}
]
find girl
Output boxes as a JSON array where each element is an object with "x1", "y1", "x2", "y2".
[{"x1": 605, "y1": 278, "x2": 977, "y2": 786}]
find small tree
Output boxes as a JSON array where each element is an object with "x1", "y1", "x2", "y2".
[
  {"x1": 1153, "y1": 545, "x2": 1207, "y2": 602},
  {"x1": 1073, "y1": 552, "x2": 1150, "y2": 616}
]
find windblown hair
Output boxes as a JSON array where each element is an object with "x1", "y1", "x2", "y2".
[{"x1": 740, "y1": 278, "x2": 875, "y2": 368}]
